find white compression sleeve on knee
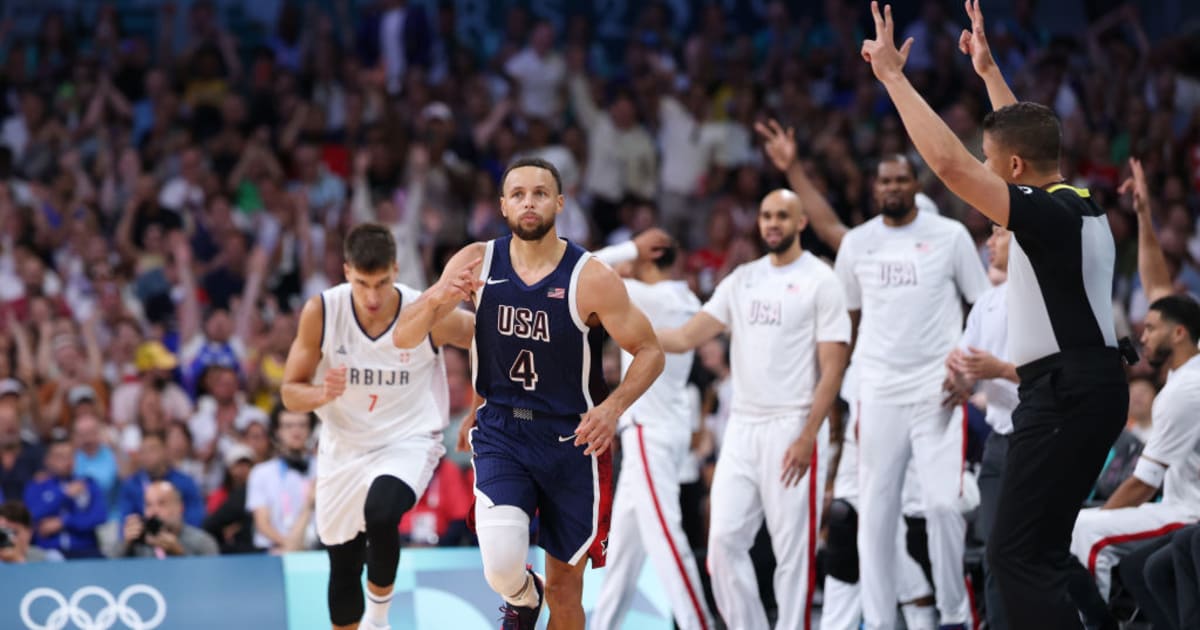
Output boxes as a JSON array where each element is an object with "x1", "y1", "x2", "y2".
[{"x1": 476, "y1": 504, "x2": 537, "y2": 607}]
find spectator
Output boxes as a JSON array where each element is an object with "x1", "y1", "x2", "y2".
[
  {"x1": 166, "y1": 422, "x2": 207, "y2": 493},
  {"x1": 399, "y1": 458, "x2": 472, "y2": 547},
  {"x1": 203, "y1": 442, "x2": 257, "y2": 555},
  {"x1": 109, "y1": 480, "x2": 219, "y2": 558},
  {"x1": 245, "y1": 407, "x2": 316, "y2": 553},
  {"x1": 109, "y1": 341, "x2": 193, "y2": 430},
  {"x1": 0, "y1": 500, "x2": 54, "y2": 563},
  {"x1": 505, "y1": 21, "x2": 567, "y2": 120},
  {"x1": 72, "y1": 411, "x2": 119, "y2": 504},
  {"x1": 0, "y1": 380, "x2": 42, "y2": 501},
  {"x1": 117, "y1": 431, "x2": 205, "y2": 528},
  {"x1": 567, "y1": 51, "x2": 657, "y2": 236},
  {"x1": 656, "y1": 80, "x2": 735, "y2": 248},
  {"x1": 188, "y1": 363, "x2": 269, "y2": 466},
  {"x1": 357, "y1": 0, "x2": 434, "y2": 96},
  {"x1": 23, "y1": 437, "x2": 106, "y2": 559}
]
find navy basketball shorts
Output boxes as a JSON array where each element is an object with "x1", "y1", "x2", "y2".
[{"x1": 470, "y1": 403, "x2": 613, "y2": 568}]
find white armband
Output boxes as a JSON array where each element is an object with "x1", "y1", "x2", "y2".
[
  {"x1": 592, "y1": 241, "x2": 638, "y2": 266},
  {"x1": 1132, "y1": 457, "x2": 1167, "y2": 489}
]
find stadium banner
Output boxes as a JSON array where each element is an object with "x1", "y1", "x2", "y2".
[
  {"x1": 282, "y1": 548, "x2": 675, "y2": 630},
  {"x1": 0, "y1": 548, "x2": 674, "y2": 629},
  {"x1": 0, "y1": 554, "x2": 287, "y2": 630}
]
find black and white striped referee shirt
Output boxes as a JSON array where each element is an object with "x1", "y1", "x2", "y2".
[{"x1": 1004, "y1": 183, "x2": 1118, "y2": 366}]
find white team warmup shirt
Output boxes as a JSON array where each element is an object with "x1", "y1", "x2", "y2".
[
  {"x1": 1140, "y1": 354, "x2": 1200, "y2": 507},
  {"x1": 958, "y1": 282, "x2": 1017, "y2": 435},
  {"x1": 835, "y1": 213, "x2": 990, "y2": 403},
  {"x1": 703, "y1": 252, "x2": 851, "y2": 418},
  {"x1": 701, "y1": 251, "x2": 848, "y2": 630},
  {"x1": 619, "y1": 279, "x2": 701, "y2": 435},
  {"x1": 314, "y1": 283, "x2": 449, "y2": 448},
  {"x1": 1070, "y1": 354, "x2": 1200, "y2": 601}
]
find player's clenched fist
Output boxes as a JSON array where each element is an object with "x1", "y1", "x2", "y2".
[{"x1": 323, "y1": 366, "x2": 347, "y2": 403}]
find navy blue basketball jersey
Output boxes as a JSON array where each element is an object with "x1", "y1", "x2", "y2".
[{"x1": 472, "y1": 235, "x2": 608, "y2": 417}]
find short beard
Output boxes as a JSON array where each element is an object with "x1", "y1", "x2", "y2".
[
  {"x1": 1147, "y1": 344, "x2": 1173, "y2": 369},
  {"x1": 509, "y1": 216, "x2": 554, "y2": 242},
  {"x1": 879, "y1": 200, "x2": 913, "y2": 219},
  {"x1": 765, "y1": 231, "x2": 797, "y2": 254}
]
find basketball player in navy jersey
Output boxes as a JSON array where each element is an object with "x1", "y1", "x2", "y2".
[{"x1": 395, "y1": 157, "x2": 665, "y2": 630}]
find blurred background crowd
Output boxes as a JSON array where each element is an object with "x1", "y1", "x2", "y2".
[{"x1": 0, "y1": 0, "x2": 1197, "y2": 610}]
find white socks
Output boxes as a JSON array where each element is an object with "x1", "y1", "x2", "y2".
[
  {"x1": 900, "y1": 602, "x2": 938, "y2": 630},
  {"x1": 365, "y1": 588, "x2": 393, "y2": 628}
]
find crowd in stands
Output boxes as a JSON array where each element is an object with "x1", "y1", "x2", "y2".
[{"x1": 0, "y1": 0, "x2": 1198, "y2": 623}]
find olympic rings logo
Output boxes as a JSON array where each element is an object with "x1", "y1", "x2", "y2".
[{"x1": 19, "y1": 585, "x2": 167, "y2": 630}]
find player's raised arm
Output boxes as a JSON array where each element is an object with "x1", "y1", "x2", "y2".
[
  {"x1": 860, "y1": 2, "x2": 1011, "y2": 227},
  {"x1": 1120, "y1": 158, "x2": 1174, "y2": 304},
  {"x1": 958, "y1": 0, "x2": 1017, "y2": 111},
  {"x1": 281, "y1": 295, "x2": 344, "y2": 413},
  {"x1": 573, "y1": 260, "x2": 665, "y2": 456},
  {"x1": 393, "y1": 243, "x2": 486, "y2": 349},
  {"x1": 756, "y1": 119, "x2": 849, "y2": 251}
]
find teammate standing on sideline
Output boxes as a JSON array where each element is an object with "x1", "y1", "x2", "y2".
[
  {"x1": 861, "y1": 2, "x2": 1129, "y2": 627},
  {"x1": 590, "y1": 235, "x2": 715, "y2": 630},
  {"x1": 394, "y1": 156, "x2": 664, "y2": 630},
  {"x1": 834, "y1": 152, "x2": 988, "y2": 630},
  {"x1": 755, "y1": 119, "x2": 940, "y2": 630},
  {"x1": 282, "y1": 223, "x2": 475, "y2": 630},
  {"x1": 658, "y1": 188, "x2": 851, "y2": 630},
  {"x1": 945, "y1": 223, "x2": 1018, "y2": 630}
]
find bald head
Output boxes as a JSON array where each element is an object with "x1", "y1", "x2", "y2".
[
  {"x1": 758, "y1": 189, "x2": 807, "y2": 255},
  {"x1": 762, "y1": 189, "x2": 804, "y2": 220}
]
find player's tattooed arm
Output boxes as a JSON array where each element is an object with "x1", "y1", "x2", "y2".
[
  {"x1": 394, "y1": 243, "x2": 486, "y2": 349},
  {"x1": 574, "y1": 260, "x2": 665, "y2": 456},
  {"x1": 281, "y1": 295, "x2": 345, "y2": 412}
]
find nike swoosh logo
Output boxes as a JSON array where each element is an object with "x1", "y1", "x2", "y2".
[
  {"x1": 486, "y1": 277, "x2": 508, "y2": 285},
  {"x1": 558, "y1": 435, "x2": 576, "y2": 442}
]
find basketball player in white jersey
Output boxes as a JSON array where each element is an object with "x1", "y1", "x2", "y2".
[
  {"x1": 590, "y1": 236, "x2": 715, "y2": 630},
  {"x1": 834, "y1": 155, "x2": 989, "y2": 630},
  {"x1": 281, "y1": 223, "x2": 475, "y2": 630},
  {"x1": 658, "y1": 188, "x2": 850, "y2": 630},
  {"x1": 1068, "y1": 158, "x2": 1200, "y2": 605}
]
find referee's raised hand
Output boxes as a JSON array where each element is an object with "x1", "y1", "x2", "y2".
[
  {"x1": 861, "y1": 1, "x2": 914, "y2": 82},
  {"x1": 959, "y1": 0, "x2": 996, "y2": 77}
]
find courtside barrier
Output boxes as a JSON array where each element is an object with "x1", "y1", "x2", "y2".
[{"x1": 2, "y1": 548, "x2": 673, "y2": 629}]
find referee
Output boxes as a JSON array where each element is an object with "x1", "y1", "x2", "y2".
[{"x1": 861, "y1": 3, "x2": 1128, "y2": 629}]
